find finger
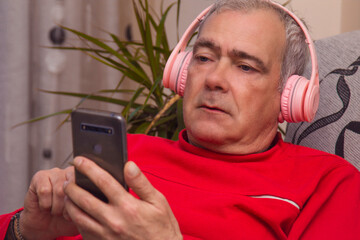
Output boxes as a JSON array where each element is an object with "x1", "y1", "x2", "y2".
[
  {"x1": 124, "y1": 161, "x2": 159, "y2": 204},
  {"x1": 50, "y1": 179, "x2": 65, "y2": 215},
  {"x1": 63, "y1": 179, "x2": 110, "y2": 225},
  {"x1": 62, "y1": 197, "x2": 72, "y2": 222},
  {"x1": 72, "y1": 156, "x2": 128, "y2": 202},
  {"x1": 65, "y1": 166, "x2": 75, "y2": 182},
  {"x1": 51, "y1": 167, "x2": 74, "y2": 216},
  {"x1": 30, "y1": 171, "x2": 54, "y2": 211},
  {"x1": 64, "y1": 192, "x2": 104, "y2": 237}
]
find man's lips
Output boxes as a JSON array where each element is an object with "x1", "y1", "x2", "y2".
[{"x1": 200, "y1": 105, "x2": 227, "y2": 113}]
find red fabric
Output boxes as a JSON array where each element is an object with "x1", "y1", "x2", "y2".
[
  {"x1": 0, "y1": 208, "x2": 22, "y2": 239},
  {"x1": 1, "y1": 130, "x2": 360, "y2": 239}
]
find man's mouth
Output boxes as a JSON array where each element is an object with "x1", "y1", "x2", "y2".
[{"x1": 200, "y1": 105, "x2": 226, "y2": 113}]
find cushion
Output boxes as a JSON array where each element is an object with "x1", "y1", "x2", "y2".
[{"x1": 285, "y1": 30, "x2": 360, "y2": 171}]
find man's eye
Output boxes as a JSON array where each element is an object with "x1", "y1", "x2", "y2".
[
  {"x1": 238, "y1": 65, "x2": 253, "y2": 72},
  {"x1": 197, "y1": 56, "x2": 210, "y2": 62}
]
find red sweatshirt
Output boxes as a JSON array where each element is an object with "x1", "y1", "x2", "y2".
[{"x1": 1, "y1": 130, "x2": 360, "y2": 239}]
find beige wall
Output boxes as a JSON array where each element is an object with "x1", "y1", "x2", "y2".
[
  {"x1": 286, "y1": 0, "x2": 360, "y2": 40},
  {"x1": 341, "y1": 0, "x2": 360, "y2": 34}
]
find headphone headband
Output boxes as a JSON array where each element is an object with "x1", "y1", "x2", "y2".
[
  {"x1": 163, "y1": 5, "x2": 212, "y2": 89},
  {"x1": 270, "y1": 1, "x2": 319, "y2": 92}
]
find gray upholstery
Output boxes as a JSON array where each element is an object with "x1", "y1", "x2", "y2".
[{"x1": 285, "y1": 30, "x2": 360, "y2": 171}]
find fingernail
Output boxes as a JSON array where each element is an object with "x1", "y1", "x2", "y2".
[
  {"x1": 65, "y1": 171, "x2": 72, "y2": 181},
  {"x1": 127, "y1": 161, "x2": 140, "y2": 178},
  {"x1": 74, "y1": 157, "x2": 83, "y2": 167},
  {"x1": 63, "y1": 180, "x2": 69, "y2": 189}
]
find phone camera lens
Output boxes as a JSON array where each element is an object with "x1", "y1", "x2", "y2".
[{"x1": 93, "y1": 144, "x2": 102, "y2": 154}]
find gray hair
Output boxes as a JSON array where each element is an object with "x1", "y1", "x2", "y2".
[{"x1": 198, "y1": 0, "x2": 310, "y2": 92}]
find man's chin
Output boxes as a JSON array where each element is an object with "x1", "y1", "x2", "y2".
[{"x1": 187, "y1": 125, "x2": 227, "y2": 147}]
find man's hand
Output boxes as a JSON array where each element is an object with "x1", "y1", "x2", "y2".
[
  {"x1": 63, "y1": 157, "x2": 182, "y2": 240},
  {"x1": 20, "y1": 167, "x2": 79, "y2": 240}
]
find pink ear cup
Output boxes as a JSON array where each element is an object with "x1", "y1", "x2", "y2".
[
  {"x1": 169, "y1": 51, "x2": 193, "y2": 96},
  {"x1": 304, "y1": 84, "x2": 320, "y2": 122},
  {"x1": 280, "y1": 75, "x2": 309, "y2": 123}
]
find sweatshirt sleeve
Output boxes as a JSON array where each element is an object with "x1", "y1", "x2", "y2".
[
  {"x1": 0, "y1": 208, "x2": 22, "y2": 239},
  {"x1": 288, "y1": 164, "x2": 360, "y2": 240},
  {"x1": 0, "y1": 208, "x2": 82, "y2": 240}
]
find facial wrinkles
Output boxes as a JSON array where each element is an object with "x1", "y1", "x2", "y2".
[
  {"x1": 194, "y1": 36, "x2": 272, "y2": 75},
  {"x1": 193, "y1": 38, "x2": 220, "y2": 56},
  {"x1": 192, "y1": 39, "x2": 271, "y2": 118}
]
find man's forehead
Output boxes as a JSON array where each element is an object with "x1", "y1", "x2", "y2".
[{"x1": 196, "y1": 8, "x2": 285, "y2": 60}]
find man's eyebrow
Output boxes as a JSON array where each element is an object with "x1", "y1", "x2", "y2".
[
  {"x1": 193, "y1": 38, "x2": 221, "y2": 54},
  {"x1": 193, "y1": 38, "x2": 270, "y2": 73},
  {"x1": 231, "y1": 49, "x2": 269, "y2": 73}
]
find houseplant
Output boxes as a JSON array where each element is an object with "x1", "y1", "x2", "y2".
[{"x1": 22, "y1": 0, "x2": 185, "y2": 140}]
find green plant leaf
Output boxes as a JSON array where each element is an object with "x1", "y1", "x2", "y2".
[
  {"x1": 283, "y1": 0, "x2": 292, "y2": 7},
  {"x1": 39, "y1": 89, "x2": 141, "y2": 108},
  {"x1": 110, "y1": 33, "x2": 149, "y2": 80},
  {"x1": 47, "y1": 46, "x2": 109, "y2": 54},
  {"x1": 176, "y1": 98, "x2": 185, "y2": 130},
  {"x1": 98, "y1": 89, "x2": 135, "y2": 94},
  {"x1": 134, "y1": 121, "x2": 151, "y2": 133},
  {"x1": 143, "y1": 0, "x2": 158, "y2": 81},
  {"x1": 122, "y1": 87, "x2": 145, "y2": 119},
  {"x1": 152, "y1": 114, "x2": 177, "y2": 128},
  {"x1": 154, "y1": 2, "x2": 176, "y2": 70},
  {"x1": 176, "y1": 0, "x2": 181, "y2": 41},
  {"x1": 133, "y1": 0, "x2": 146, "y2": 50},
  {"x1": 144, "y1": 75, "x2": 164, "y2": 107},
  {"x1": 61, "y1": 25, "x2": 150, "y2": 83},
  {"x1": 93, "y1": 52, "x2": 152, "y2": 89},
  {"x1": 127, "y1": 105, "x2": 143, "y2": 122},
  {"x1": 171, "y1": 127, "x2": 181, "y2": 140},
  {"x1": 12, "y1": 109, "x2": 73, "y2": 129}
]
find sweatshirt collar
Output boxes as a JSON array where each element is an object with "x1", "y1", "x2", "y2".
[{"x1": 178, "y1": 129, "x2": 284, "y2": 162}]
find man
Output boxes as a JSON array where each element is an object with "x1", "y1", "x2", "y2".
[{"x1": 2, "y1": 0, "x2": 360, "y2": 239}]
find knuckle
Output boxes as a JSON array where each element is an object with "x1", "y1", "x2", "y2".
[
  {"x1": 155, "y1": 191, "x2": 167, "y2": 203},
  {"x1": 52, "y1": 167, "x2": 61, "y2": 172},
  {"x1": 122, "y1": 202, "x2": 139, "y2": 216},
  {"x1": 71, "y1": 213, "x2": 86, "y2": 227},
  {"x1": 53, "y1": 185, "x2": 65, "y2": 197},
  {"x1": 37, "y1": 186, "x2": 52, "y2": 197},
  {"x1": 94, "y1": 173, "x2": 112, "y2": 188},
  {"x1": 108, "y1": 219, "x2": 125, "y2": 235},
  {"x1": 32, "y1": 168, "x2": 63, "y2": 184},
  {"x1": 78, "y1": 196, "x2": 92, "y2": 210},
  {"x1": 32, "y1": 170, "x2": 46, "y2": 182}
]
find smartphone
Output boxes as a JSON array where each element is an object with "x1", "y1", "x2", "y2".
[{"x1": 71, "y1": 108, "x2": 128, "y2": 202}]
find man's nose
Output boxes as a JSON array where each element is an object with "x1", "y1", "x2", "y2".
[{"x1": 205, "y1": 59, "x2": 230, "y2": 92}]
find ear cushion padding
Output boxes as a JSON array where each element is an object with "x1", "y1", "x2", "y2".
[
  {"x1": 303, "y1": 84, "x2": 320, "y2": 122},
  {"x1": 281, "y1": 75, "x2": 309, "y2": 123},
  {"x1": 169, "y1": 51, "x2": 193, "y2": 96}
]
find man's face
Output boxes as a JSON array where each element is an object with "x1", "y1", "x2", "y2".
[{"x1": 183, "y1": 9, "x2": 286, "y2": 154}]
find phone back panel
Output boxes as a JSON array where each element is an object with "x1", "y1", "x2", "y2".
[{"x1": 71, "y1": 108, "x2": 128, "y2": 202}]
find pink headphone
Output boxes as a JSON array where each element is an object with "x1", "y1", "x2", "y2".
[{"x1": 163, "y1": 1, "x2": 320, "y2": 123}]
